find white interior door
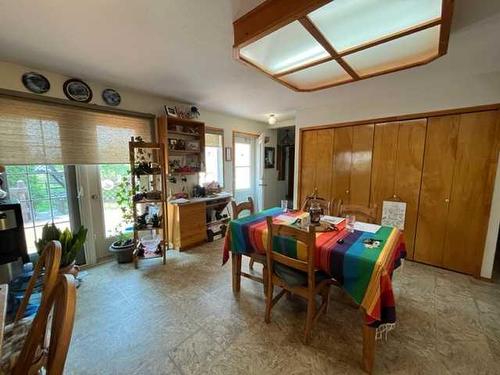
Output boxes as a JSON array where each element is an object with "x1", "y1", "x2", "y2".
[{"x1": 233, "y1": 133, "x2": 257, "y2": 206}]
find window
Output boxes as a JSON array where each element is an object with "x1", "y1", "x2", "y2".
[
  {"x1": 5, "y1": 165, "x2": 71, "y2": 253},
  {"x1": 199, "y1": 131, "x2": 224, "y2": 186}
]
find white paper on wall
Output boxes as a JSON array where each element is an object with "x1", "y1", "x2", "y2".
[{"x1": 381, "y1": 200, "x2": 407, "y2": 230}]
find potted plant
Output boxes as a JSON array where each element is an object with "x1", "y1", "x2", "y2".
[
  {"x1": 35, "y1": 223, "x2": 88, "y2": 276},
  {"x1": 109, "y1": 232, "x2": 135, "y2": 263}
]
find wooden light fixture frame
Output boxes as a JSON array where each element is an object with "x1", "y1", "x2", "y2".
[{"x1": 233, "y1": 0, "x2": 454, "y2": 92}]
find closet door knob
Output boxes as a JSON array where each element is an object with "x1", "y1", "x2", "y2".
[
  {"x1": 345, "y1": 189, "x2": 350, "y2": 195},
  {"x1": 444, "y1": 198, "x2": 450, "y2": 203}
]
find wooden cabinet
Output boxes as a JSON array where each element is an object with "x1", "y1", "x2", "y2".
[
  {"x1": 331, "y1": 127, "x2": 352, "y2": 205},
  {"x1": 370, "y1": 119, "x2": 426, "y2": 258},
  {"x1": 415, "y1": 111, "x2": 500, "y2": 274},
  {"x1": 329, "y1": 125, "x2": 375, "y2": 208},
  {"x1": 414, "y1": 116, "x2": 459, "y2": 266},
  {"x1": 299, "y1": 128, "x2": 334, "y2": 204},
  {"x1": 299, "y1": 126, "x2": 373, "y2": 209},
  {"x1": 298, "y1": 108, "x2": 500, "y2": 275},
  {"x1": 168, "y1": 202, "x2": 207, "y2": 250}
]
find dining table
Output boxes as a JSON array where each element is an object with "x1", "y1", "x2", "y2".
[{"x1": 222, "y1": 207, "x2": 406, "y2": 373}]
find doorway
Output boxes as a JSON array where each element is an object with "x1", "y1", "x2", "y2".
[
  {"x1": 77, "y1": 164, "x2": 131, "y2": 265},
  {"x1": 233, "y1": 131, "x2": 258, "y2": 207},
  {"x1": 276, "y1": 127, "x2": 295, "y2": 208}
]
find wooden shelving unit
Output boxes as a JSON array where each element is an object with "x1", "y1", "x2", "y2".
[
  {"x1": 128, "y1": 138, "x2": 167, "y2": 269},
  {"x1": 157, "y1": 116, "x2": 206, "y2": 176}
]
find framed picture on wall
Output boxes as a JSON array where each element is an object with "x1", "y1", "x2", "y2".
[
  {"x1": 225, "y1": 147, "x2": 232, "y2": 161},
  {"x1": 264, "y1": 147, "x2": 275, "y2": 168}
]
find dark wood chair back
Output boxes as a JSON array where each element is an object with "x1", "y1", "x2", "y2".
[
  {"x1": 231, "y1": 197, "x2": 255, "y2": 219},
  {"x1": 265, "y1": 216, "x2": 316, "y2": 286},
  {"x1": 13, "y1": 274, "x2": 77, "y2": 375},
  {"x1": 339, "y1": 204, "x2": 378, "y2": 224},
  {"x1": 301, "y1": 197, "x2": 331, "y2": 216},
  {"x1": 15, "y1": 240, "x2": 61, "y2": 322}
]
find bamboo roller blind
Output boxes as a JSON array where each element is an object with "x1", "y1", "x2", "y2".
[{"x1": 0, "y1": 96, "x2": 153, "y2": 165}]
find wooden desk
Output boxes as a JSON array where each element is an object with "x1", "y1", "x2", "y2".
[
  {"x1": 168, "y1": 195, "x2": 231, "y2": 250},
  {"x1": 0, "y1": 284, "x2": 9, "y2": 356}
]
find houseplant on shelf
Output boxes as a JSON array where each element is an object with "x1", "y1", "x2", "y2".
[
  {"x1": 109, "y1": 173, "x2": 135, "y2": 263},
  {"x1": 35, "y1": 223, "x2": 88, "y2": 276}
]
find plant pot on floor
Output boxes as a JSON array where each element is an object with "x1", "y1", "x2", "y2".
[
  {"x1": 109, "y1": 240, "x2": 135, "y2": 263},
  {"x1": 59, "y1": 261, "x2": 80, "y2": 277}
]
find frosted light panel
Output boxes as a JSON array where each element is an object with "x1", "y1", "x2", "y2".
[
  {"x1": 308, "y1": 0, "x2": 442, "y2": 52},
  {"x1": 240, "y1": 21, "x2": 329, "y2": 74},
  {"x1": 344, "y1": 26, "x2": 440, "y2": 77},
  {"x1": 281, "y1": 60, "x2": 352, "y2": 90}
]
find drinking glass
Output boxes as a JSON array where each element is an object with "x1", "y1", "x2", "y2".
[
  {"x1": 281, "y1": 199, "x2": 288, "y2": 212},
  {"x1": 346, "y1": 214, "x2": 356, "y2": 233}
]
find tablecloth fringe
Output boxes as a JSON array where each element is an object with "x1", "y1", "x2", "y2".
[{"x1": 375, "y1": 323, "x2": 396, "y2": 341}]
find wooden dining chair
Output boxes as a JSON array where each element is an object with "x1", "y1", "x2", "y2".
[
  {"x1": 340, "y1": 204, "x2": 378, "y2": 224},
  {"x1": 1, "y1": 274, "x2": 76, "y2": 375},
  {"x1": 231, "y1": 197, "x2": 264, "y2": 272},
  {"x1": 264, "y1": 216, "x2": 334, "y2": 343},
  {"x1": 301, "y1": 189, "x2": 331, "y2": 216},
  {"x1": 15, "y1": 240, "x2": 62, "y2": 322}
]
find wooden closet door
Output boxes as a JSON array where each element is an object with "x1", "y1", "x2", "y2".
[
  {"x1": 331, "y1": 126, "x2": 353, "y2": 204},
  {"x1": 414, "y1": 115, "x2": 459, "y2": 266},
  {"x1": 300, "y1": 130, "x2": 317, "y2": 204},
  {"x1": 394, "y1": 119, "x2": 426, "y2": 258},
  {"x1": 370, "y1": 123, "x2": 399, "y2": 221},
  {"x1": 314, "y1": 129, "x2": 335, "y2": 201},
  {"x1": 350, "y1": 124, "x2": 374, "y2": 206},
  {"x1": 442, "y1": 111, "x2": 500, "y2": 275}
]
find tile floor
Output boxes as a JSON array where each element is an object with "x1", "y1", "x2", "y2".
[{"x1": 65, "y1": 240, "x2": 500, "y2": 374}]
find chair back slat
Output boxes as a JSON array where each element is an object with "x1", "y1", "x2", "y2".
[
  {"x1": 272, "y1": 252, "x2": 309, "y2": 273},
  {"x1": 340, "y1": 204, "x2": 378, "y2": 224},
  {"x1": 13, "y1": 274, "x2": 77, "y2": 375},
  {"x1": 231, "y1": 197, "x2": 255, "y2": 219},
  {"x1": 15, "y1": 240, "x2": 62, "y2": 322},
  {"x1": 301, "y1": 190, "x2": 332, "y2": 216},
  {"x1": 265, "y1": 216, "x2": 316, "y2": 286}
]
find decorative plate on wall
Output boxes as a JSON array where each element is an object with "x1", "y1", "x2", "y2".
[
  {"x1": 22, "y1": 72, "x2": 50, "y2": 94},
  {"x1": 63, "y1": 78, "x2": 93, "y2": 102},
  {"x1": 102, "y1": 88, "x2": 121, "y2": 106}
]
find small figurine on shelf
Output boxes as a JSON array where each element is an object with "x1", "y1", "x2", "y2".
[
  {"x1": 136, "y1": 212, "x2": 148, "y2": 230},
  {"x1": 155, "y1": 243, "x2": 162, "y2": 255},
  {"x1": 151, "y1": 213, "x2": 161, "y2": 228},
  {"x1": 190, "y1": 106, "x2": 200, "y2": 119},
  {"x1": 136, "y1": 242, "x2": 145, "y2": 257}
]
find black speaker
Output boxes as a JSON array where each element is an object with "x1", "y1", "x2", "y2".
[{"x1": 0, "y1": 199, "x2": 29, "y2": 265}]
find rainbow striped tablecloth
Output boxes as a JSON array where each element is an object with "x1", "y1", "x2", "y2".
[{"x1": 223, "y1": 207, "x2": 406, "y2": 328}]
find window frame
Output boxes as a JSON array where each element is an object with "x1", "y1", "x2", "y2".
[{"x1": 199, "y1": 126, "x2": 225, "y2": 188}]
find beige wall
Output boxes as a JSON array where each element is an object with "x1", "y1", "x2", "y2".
[{"x1": 0, "y1": 60, "x2": 268, "y2": 193}]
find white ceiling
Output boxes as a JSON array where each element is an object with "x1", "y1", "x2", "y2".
[{"x1": 0, "y1": 0, "x2": 499, "y2": 123}]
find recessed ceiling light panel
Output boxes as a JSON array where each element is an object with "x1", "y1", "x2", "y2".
[{"x1": 233, "y1": 0, "x2": 453, "y2": 92}]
